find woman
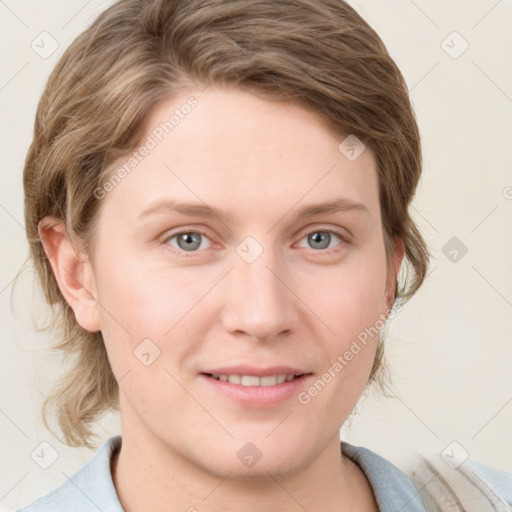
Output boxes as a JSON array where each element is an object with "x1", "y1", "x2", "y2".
[{"x1": 16, "y1": 0, "x2": 511, "y2": 510}]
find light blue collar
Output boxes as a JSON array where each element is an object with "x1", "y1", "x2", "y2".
[{"x1": 342, "y1": 441, "x2": 427, "y2": 511}]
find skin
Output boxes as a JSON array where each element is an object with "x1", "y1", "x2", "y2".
[{"x1": 40, "y1": 84, "x2": 404, "y2": 512}]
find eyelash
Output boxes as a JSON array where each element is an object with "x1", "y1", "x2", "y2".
[{"x1": 162, "y1": 227, "x2": 349, "y2": 257}]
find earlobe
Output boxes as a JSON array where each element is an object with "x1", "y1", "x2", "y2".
[
  {"x1": 38, "y1": 217, "x2": 101, "y2": 332},
  {"x1": 385, "y1": 237, "x2": 406, "y2": 310}
]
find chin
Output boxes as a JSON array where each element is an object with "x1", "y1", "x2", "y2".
[
  {"x1": 193, "y1": 431, "x2": 312, "y2": 480},
  {"x1": 209, "y1": 451, "x2": 307, "y2": 481}
]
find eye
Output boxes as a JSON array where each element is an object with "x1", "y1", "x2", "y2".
[
  {"x1": 165, "y1": 231, "x2": 212, "y2": 253},
  {"x1": 297, "y1": 229, "x2": 345, "y2": 251}
]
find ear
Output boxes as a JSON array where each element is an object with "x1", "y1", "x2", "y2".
[
  {"x1": 384, "y1": 237, "x2": 405, "y2": 312},
  {"x1": 38, "y1": 217, "x2": 101, "y2": 332}
]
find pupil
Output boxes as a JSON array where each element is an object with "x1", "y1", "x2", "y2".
[
  {"x1": 309, "y1": 231, "x2": 330, "y2": 250},
  {"x1": 178, "y1": 232, "x2": 201, "y2": 251}
]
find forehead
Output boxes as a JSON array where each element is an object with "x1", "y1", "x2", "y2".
[{"x1": 100, "y1": 85, "x2": 380, "y2": 224}]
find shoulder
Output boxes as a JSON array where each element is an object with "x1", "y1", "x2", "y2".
[
  {"x1": 405, "y1": 450, "x2": 512, "y2": 511},
  {"x1": 15, "y1": 435, "x2": 123, "y2": 512},
  {"x1": 467, "y1": 458, "x2": 512, "y2": 505},
  {"x1": 341, "y1": 441, "x2": 427, "y2": 511},
  {"x1": 343, "y1": 441, "x2": 512, "y2": 512}
]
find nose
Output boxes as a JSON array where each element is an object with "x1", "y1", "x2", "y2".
[{"x1": 221, "y1": 245, "x2": 299, "y2": 342}]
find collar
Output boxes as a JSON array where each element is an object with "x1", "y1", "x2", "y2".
[{"x1": 341, "y1": 441, "x2": 427, "y2": 511}]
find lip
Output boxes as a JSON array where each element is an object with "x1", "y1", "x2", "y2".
[
  {"x1": 201, "y1": 365, "x2": 308, "y2": 377},
  {"x1": 199, "y1": 367, "x2": 313, "y2": 408}
]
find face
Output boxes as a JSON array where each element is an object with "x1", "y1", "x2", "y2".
[{"x1": 85, "y1": 84, "x2": 400, "y2": 478}]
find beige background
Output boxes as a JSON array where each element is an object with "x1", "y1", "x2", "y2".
[{"x1": 1, "y1": 0, "x2": 511, "y2": 509}]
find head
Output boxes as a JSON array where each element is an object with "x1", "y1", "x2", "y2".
[{"x1": 23, "y1": 0, "x2": 429, "y2": 473}]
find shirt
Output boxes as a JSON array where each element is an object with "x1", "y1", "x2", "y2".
[{"x1": 15, "y1": 435, "x2": 512, "y2": 511}]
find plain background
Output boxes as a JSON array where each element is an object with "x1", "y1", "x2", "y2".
[{"x1": 1, "y1": 0, "x2": 511, "y2": 509}]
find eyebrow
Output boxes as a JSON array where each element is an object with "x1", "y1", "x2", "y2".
[{"x1": 138, "y1": 197, "x2": 370, "y2": 221}]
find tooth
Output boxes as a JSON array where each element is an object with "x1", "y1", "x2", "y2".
[
  {"x1": 260, "y1": 375, "x2": 278, "y2": 386},
  {"x1": 211, "y1": 373, "x2": 299, "y2": 385},
  {"x1": 241, "y1": 375, "x2": 260, "y2": 386}
]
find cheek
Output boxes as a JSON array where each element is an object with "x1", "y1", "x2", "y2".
[
  {"x1": 93, "y1": 254, "x2": 219, "y2": 375},
  {"x1": 93, "y1": 266, "x2": 203, "y2": 418},
  {"x1": 300, "y1": 255, "x2": 387, "y2": 383},
  {"x1": 305, "y1": 256, "x2": 388, "y2": 337},
  {"x1": 292, "y1": 268, "x2": 386, "y2": 427},
  {"x1": 95, "y1": 252, "x2": 199, "y2": 329}
]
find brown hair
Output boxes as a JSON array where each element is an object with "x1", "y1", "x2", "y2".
[{"x1": 22, "y1": 0, "x2": 430, "y2": 447}]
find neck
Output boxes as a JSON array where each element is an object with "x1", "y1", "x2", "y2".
[
  {"x1": 111, "y1": 425, "x2": 377, "y2": 512},
  {"x1": 111, "y1": 397, "x2": 378, "y2": 512}
]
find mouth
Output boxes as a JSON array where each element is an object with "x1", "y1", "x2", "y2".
[
  {"x1": 202, "y1": 372, "x2": 307, "y2": 387},
  {"x1": 199, "y1": 366, "x2": 313, "y2": 406}
]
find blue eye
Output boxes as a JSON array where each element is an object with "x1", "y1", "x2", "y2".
[
  {"x1": 163, "y1": 228, "x2": 346, "y2": 256},
  {"x1": 299, "y1": 230, "x2": 344, "y2": 250},
  {"x1": 166, "y1": 231, "x2": 212, "y2": 252}
]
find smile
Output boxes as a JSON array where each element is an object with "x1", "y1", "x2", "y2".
[{"x1": 206, "y1": 373, "x2": 302, "y2": 386}]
